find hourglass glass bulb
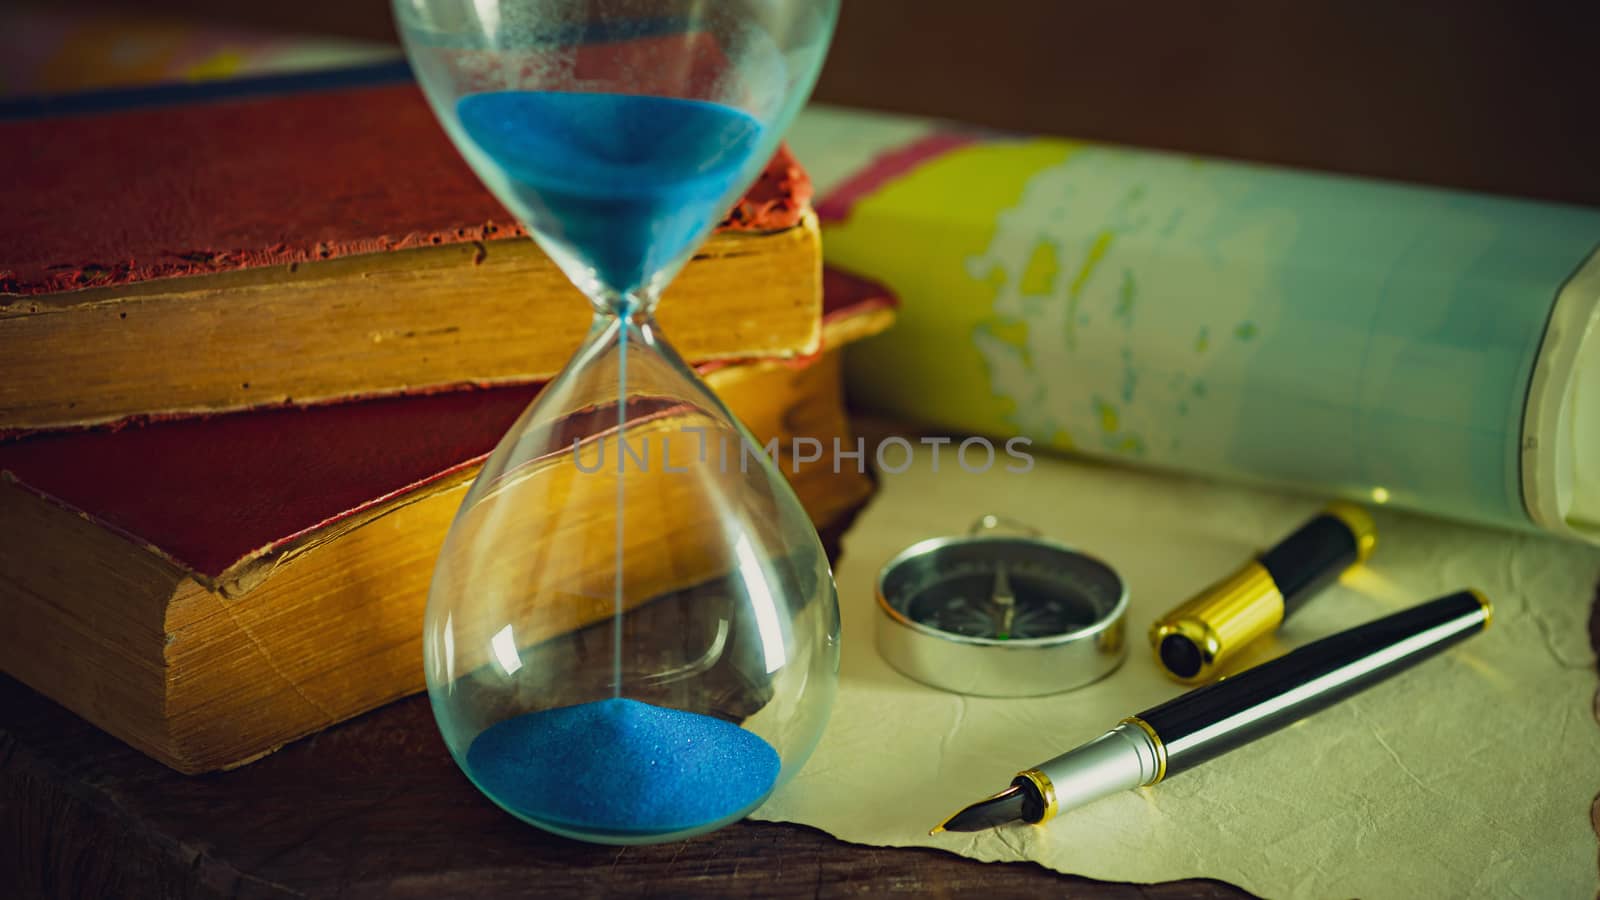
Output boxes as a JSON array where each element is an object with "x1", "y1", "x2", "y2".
[
  {"x1": 396, "y1": 0, "x2": 843, "y2": 845},
  {"x1": 423, "y1": 311, "x2": 839, "y2": 843}
]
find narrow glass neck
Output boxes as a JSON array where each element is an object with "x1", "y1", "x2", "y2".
[
  {"x1": 584, "y1": 303, "x2": 662, "y2": 353},
  {"x1": 591, "y1": 288, "x2": 660, "y2": 319},
  {"x1": 578, "y1": 304, "x2": 702, "y2": 388}
]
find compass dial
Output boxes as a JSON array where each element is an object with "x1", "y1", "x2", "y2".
[
  {"x1": 902, "y1": 562, "x2": 1100, "y2": 639},
  {"x1": 876, "y1": 533, "x2": 1129, "y2": 695},
  {"x1": 883, "y1": 537, "x2": 1123, "y2": 643}
]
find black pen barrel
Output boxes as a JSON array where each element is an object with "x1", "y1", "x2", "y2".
[{"x1": 1135, "y1": 590, "x2": 1491, "y2": 779}]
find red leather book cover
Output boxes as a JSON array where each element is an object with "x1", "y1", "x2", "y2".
[
  {"x1": 0, "y1": 268, "x2": 894, "y2": 579},
  {"x1": 0, "y1": 62, "x2": 808, "y2": 296},
  {"x1": 0, "y1": 58, "x2": 820, "y2": 435}
]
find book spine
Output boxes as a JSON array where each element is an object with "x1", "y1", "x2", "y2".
[{"x1": 791, "y1": 106, "x2": 1600, "y2": 539}]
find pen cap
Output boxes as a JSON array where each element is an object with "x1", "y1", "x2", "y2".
[{"x1": 1149, "y1": 503, "x2": 1375, "y2": 683}]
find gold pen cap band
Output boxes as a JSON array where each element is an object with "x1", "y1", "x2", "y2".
[
  {"x1": 1149, "y1": 561, "x2": 1283, "y2": 684},
  {"x1": 1324, "y1": 501, "x2": 1377, "y2": 564},
  {"x1": 1149, "y1": 503, "x2": 1376, "y2": 683}
]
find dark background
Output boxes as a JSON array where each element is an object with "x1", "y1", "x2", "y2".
[{"x1": 70, "y1": 0, "x2": 1600, "y2": 206}]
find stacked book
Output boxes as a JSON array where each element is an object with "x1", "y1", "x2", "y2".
[{"x1": 0, "y1": 63, "x2": 894, "y2": 773}]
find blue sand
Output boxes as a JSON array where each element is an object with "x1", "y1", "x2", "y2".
[
  {"x1": 465, "y1": 698, "x2": 781, "y2": 836},
  {"x1": 456, "y1": 91, "x2": 764, "y2": 295}
]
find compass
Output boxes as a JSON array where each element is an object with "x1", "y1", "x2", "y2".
[{"x1": 875, "y1": 516, "x2": 1128, "y2": 697}]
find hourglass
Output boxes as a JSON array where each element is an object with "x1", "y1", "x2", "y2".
[{"x1": 393, "y1": 1, "x2": 842, "y2": 844}]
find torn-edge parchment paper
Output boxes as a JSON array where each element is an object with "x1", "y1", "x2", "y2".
[{"x1": 753, "y1": 447, "x2": 1600, "y2": 898}]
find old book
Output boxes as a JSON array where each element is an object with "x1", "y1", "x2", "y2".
[
  {"x1": 0, "y1": 61, "x2": 821, "y2": 433},
  {"x1": 0, "y1": 269, "x2": 895, "y2": 774}
]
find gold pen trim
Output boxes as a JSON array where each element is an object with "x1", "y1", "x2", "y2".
[
  {"x1": 1014, "y1": 768, "x2": 1058, "y2": 824},
  {"x1": 1324, "y1": 501, "x2": 1378, "y2": 563},
  {"x1": 1468, "y1": 588, "x2": 1494, "y2": 629},
  {"x1": 1148, "y1": 561, "x2": 1284, "y2": 684},
  {"x1": 1121, "y1": 715, "x2": 1168, "y2": 785}
]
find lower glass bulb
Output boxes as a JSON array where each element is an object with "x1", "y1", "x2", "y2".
[{"x1": 423, "y1": 312, "x2": 840, "y2": 844}]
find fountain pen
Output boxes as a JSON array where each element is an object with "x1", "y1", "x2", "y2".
[{"x1": 932, "y1": 589, "x2": 1491, "y2": 833}]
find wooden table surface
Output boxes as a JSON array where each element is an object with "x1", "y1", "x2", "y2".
[
  {"x1": 0, "y1": 512, "x2": 1237, "y2": 899},
  {"x1": 3, "y1": 559, "x2": 1597, "y2": 898},
  {"x1": 0, "y1": 676, "x2": 1247, "y2": 900}
]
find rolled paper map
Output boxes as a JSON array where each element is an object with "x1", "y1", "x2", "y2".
[{"x1": 788, "y1": 106, "x2": 1600, "y2": 543}]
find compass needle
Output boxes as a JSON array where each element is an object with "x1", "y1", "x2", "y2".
[{"x1": 989, "y1": 563, "x2": 1017, "y2": 639}]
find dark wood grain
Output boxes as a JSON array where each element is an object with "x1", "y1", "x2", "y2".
[
  {"x1": 0, "y1": 676, "x2": 1246, "y2": 899},
  {"x1": 0, "y1": 509, "x2": 1247, "y2": 900},
  {"x1": 1591, "y1": 579, "x2": 1600, "y2": 881},
  {"x1": 4, "y1": 465, "x2": 1597, "y2": 899},
  {"x1": 6, "y1": 571, "x2": 1598, "y2": 899},
  {"x1": 2, "y1": 515, "x2": 1596, "y2": 898}
]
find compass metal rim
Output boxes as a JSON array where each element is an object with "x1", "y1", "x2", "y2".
[{"x1": 874, "y1": 531, "x2": 1129, "y2": 696}]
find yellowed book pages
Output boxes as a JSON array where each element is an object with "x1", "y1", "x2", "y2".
[
  {"x1": 1, "y1": 304, "x2": 890, "y2": 774},
  {"x1": 0, "y1": 215, "x2": 821, "y2": 431}
]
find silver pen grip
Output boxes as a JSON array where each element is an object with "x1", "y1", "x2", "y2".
[{"x1": 1019, "y1": 721, "x2": 1162, "y2": 822}]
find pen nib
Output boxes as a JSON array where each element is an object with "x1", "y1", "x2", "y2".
[{"x1": 930, "y1": 784, "x2": 1028, "y2": 834}]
